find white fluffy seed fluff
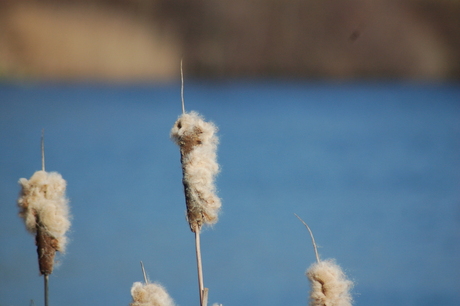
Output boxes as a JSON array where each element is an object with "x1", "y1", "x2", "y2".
[
  {"x1": 170, "y1": 111, "x2": 221, "y2": 231},
  {"x1": 306, "y1": 259, "x2": 353, "y2": 306},
  {"x1": 130, "y1": 282, "x2": 175, "y2": 306},
  {"x1": 17, "y1": 170, "x2": 71, "y2": 252}
]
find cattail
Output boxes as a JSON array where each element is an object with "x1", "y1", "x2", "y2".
[
  {"x1": 130, "y1": 282, "x2": 175, "y2": 306},
  {"x1": 170, "y1": 111, "x2": 221, "y2": 232},
  {"x1": 306, "y1": 259, "x2": 353, "y2": 306},
  {"x1": 295, "y1": 214, "x2": 353, "y2": 306},
  {"x1": 171, "y1": 63, "x2": 220, "y2": 306},
  {"x1": 17, "y1": 170, "x2": 71, "y2": 275}
]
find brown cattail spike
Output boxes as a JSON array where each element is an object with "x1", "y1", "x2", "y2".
[{"x1": 36, "y1": 217, "x2": 59, "y2": 275}]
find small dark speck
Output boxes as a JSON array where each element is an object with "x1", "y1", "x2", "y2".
[{"x1": 349, "y1": 30, "x2": 361, "y2": 42}]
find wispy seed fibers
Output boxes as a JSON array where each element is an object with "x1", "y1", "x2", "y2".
[
  {"x1": 18, "y1": 170, "x2": 71, "y2": 274},
  {"x1": 130, "y1": 282, "x2": 175, "y2": 306},
  {"x1": 306, "y1": 259, "x2": 353, "y2": 306},
  {"x1": 170, "y1": 111, "x2": 221, "y2": 232}
]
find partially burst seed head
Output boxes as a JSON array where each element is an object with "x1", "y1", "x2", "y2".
[
  {"x1": 306, "y1": 259, "x2": 353, "y2": 306},
  {"x1": 18, "y1": 170, "x2": 71, "y2": 252},
  {"x1": 171, "y1": 111, "x2": 221, "y2": 232},
  {"x1": 130, "y1": 282, "x2": 175, "y2": 306},
  {"x1": 17, "y1": 170, "x2": 71, "y2": 274}
]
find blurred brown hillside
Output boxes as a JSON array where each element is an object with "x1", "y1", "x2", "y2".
[{"x1": 0, "y1": 0, "x2": 459, "y2": 81}]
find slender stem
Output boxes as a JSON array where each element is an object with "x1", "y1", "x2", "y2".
[
  {"x1": 41, "y1": 129, "x2": 45, "y2": 171},
  {"x1": 41, "y1": 131, "x2": 49, "y2": 306},
  {"x1": 140, "y1": 261, "x2": 149, "y2": 284},
  {"x1": 181, "y1": 59, "x2": 185, "y2": 114},
  {"x1": 44, "y1": 274, "x2": 49, "y2": 306},
  {"x1": 294, "y1": 214, "x2": 320, "y2": 263},
  {"x1": 194, "y1": 228, "x2": 205, "y2": 306},
  {"x1": 202, "y1": 288, "x2": 209, "y2": 306}
]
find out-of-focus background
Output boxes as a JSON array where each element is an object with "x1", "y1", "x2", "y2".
[
  {"x1": 0, "y1": 2, "x2": 459, "y2": 306},
  {"x1": 0, "y1": 0, "x2": 459, "y2": 81},
  {"x1": 1, "y1": 83, "x2": 459, "y2": 306}
]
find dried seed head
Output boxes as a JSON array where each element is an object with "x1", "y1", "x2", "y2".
[
  {"x1": 130, "y1": 282, "x2": 175, "y2": 306},
  {"x1": 18, "y1": 170, "x2": 71, "y2": 274},
  {"x1": 35, "y1": 224, "x2": 59, "y2": 275},
  {"x1": 306, "y1": 259, "x2": 353, "y2": 306},
  {"x1": 171, "y1": 111, "x2": 221, "y2": 232}
]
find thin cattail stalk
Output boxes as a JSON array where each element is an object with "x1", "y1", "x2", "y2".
[
  {"x1": 41, "y1": 129, "x2": 45, "y2": 172},
  {"x1": 295, "y1": 214, "x2": 320, "y2": 263},
  {"x1": 171, "y1": 64, "x2": 220, "y2": 306},
  {"x1": 18, "y1": 131, "x2": 71, "y2": 306},
  {"x1": 140, "y1": 261, "x2": 149, "y2": 284},
  {"x1": 42, "y1": 130, "x2": 49, "y2": 306},
  {"x1": 202, "y1": 288, "x2": 209, "y2": 306},
  {"x1": 296, "y1": 214, "x2": 353, "y2": 306},
  {"x1": 44, "y1": 274, "x2": 49, "y2": 306},
  {"x1": 181, "y1": 59, "x2": 185, "y2": 115},
  {"x1": 194, "y1": 228, "x2": 206, "y2": 306}
]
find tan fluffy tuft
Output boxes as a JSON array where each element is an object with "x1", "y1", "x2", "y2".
[
  {"x1": 170, "y1": 111, "x2": 221, "y2": 232},
  {"x1": 18, "y1": 170, "x2": 71, "y2": 252},
  {"x1": 130, "y1": 282, "x2": 175, "y2": 306},
  {"x1": 306, "y1": 259, "x2": 353, "y2": 306}
]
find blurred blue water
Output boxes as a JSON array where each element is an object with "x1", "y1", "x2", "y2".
[{"x1": 0, "y1": 81, "x2": 459, "y2": 306}]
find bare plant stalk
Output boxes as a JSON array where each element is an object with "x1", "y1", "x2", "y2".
[
  {"x1": 294, "y1": 213, "x2": 320, "y2": 263},
  {"x1": 44, "y1": 274, "x2": 49, "y2": 306},
  {"x1": 181, "y1": 59, "x2": 185, "y2": 115},
  {"x1": 194, "y1": 229, "x2": 205, "y2": 306},
  {"x1": 202, "y1": 288, "x2": 209, "y2": 306},
  {"x1": 41, "y1": 129, "x2": 49, "y2": 306},
  {"x1": 140, "y1": 261, "x2": 149, "y2": 284},
  {"x1": 41, "y1": 129, "x2": 45, "y2": 172}
]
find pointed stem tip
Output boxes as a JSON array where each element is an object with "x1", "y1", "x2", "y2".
[
  {"x1": 180, "y1": 59, "x2": 185, "y2": 114},
  {"x1": 140, "y1": 261, "x2": 149, "y2": 284},
  {"x1": 294, "y1": 213, "x2": 320, "y2": 263},
  {"x1": 41, "y1": 129, "x2": 45, "y2": 172}
]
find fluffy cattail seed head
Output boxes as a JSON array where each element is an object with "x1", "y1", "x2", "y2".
[
  {"x1": 170, "y1": 111, "x2": 221, "y2": 232},
  {"x1": 306, "y1": 259, "x2": 353, "y2": 306},
  {"x1": 130, "y1": 282, "x2": 175, "y2": 306},
  {"x1": 17, "y1": 170, "x2": 71, "y2": 274}
]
